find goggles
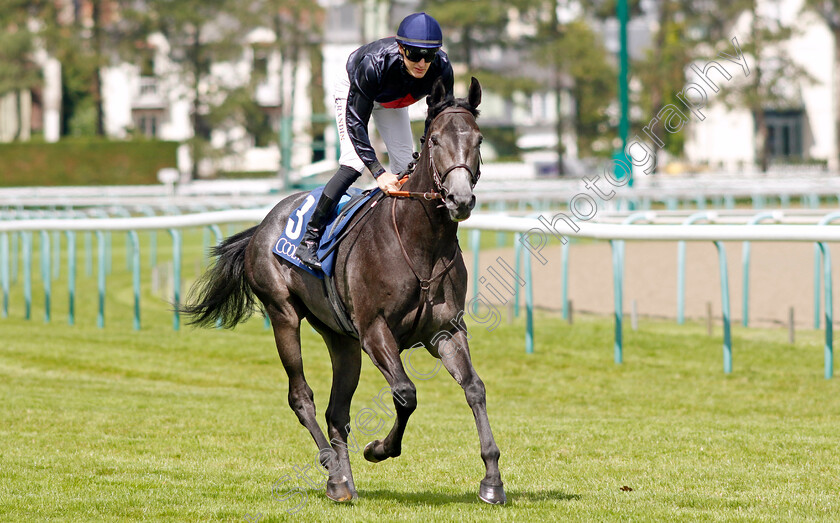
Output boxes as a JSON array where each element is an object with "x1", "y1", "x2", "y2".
[{"x1": 402, "y1": 45, "x2": 439, "y2": 63}]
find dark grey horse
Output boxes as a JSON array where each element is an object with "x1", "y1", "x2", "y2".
[{"x1": 183, "y1": 77, "x2": 505, "y2": 505}]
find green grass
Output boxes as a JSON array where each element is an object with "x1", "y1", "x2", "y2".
[{"x1": 2, "y1": 228, "x2": 840, "y2": 521}]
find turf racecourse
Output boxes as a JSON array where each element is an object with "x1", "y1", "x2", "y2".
[{"x1": 1, "y1": 232, "x2": 840, "y2": 521}]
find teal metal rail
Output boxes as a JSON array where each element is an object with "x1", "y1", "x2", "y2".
[
  {"x1": 677, "y1": 212, "x2": 718, "y2": 324},
  {"x1": 741, "y1": 211, "x2": 780, "y2": 327},
  {"x1": 168, "y1": 229, "x2": 182, "y2": 331},
  {"x1": 814, "y1": 212, "x2": 840, "y2": 330},
  {"x1": 40, "y1": 230, "x2": 50, "y2": 322},
  {"x1": 610, "y1": 212, "x2": 654, "y2": 364},
  {"x1": 524, "y1": 238, "x2": 534, "y2": 355},
  {"x1": 128, "y1": 230, "x2": 141, "y2": 330},
  {"x1": 814, "y1": 212, "x2": 840, "y2": 378},
  {"x1": 1, "y1": 232, "x2": 8, "y2": 318},
  {"x1": 474, "y1": 223, "x2": 534, "y2": 353},
  {"x1": 23, "y1": 232, "x2": 32, "y2": 320},
  {"x1": 817, "y1": 243, "x2": 833, "y2": 379},
  {"x1": 714, "y1": 241, "x2": 732, "y2": 373},
  {"x1": 96, "y1": 230, "x2": 106, "y2": 328},
  {"x1": 3, "y1": 206, "x2": 840, "y2": 375},
  {"x1": 67, "y1": 231, "x2": 75, "y2": 325}
]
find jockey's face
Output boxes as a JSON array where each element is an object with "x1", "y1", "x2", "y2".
[{"x1": 399, "y1": 45, "x2": 435, "y2": 79}]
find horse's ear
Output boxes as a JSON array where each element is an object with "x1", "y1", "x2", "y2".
[
  {"x1": 431, "y1": 77, "x2": 446, "y2": 106},
  {"x1": 468, "y1": 77, "x2": 481, "y2": 109}
]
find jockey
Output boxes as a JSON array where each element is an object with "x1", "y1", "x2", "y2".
[{"x1": 295, "y1": 12, "x2": 454, "y2": 270}]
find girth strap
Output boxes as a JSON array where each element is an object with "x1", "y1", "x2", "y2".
[{"x1": 323, "y1": 274, "x2": 359, "y2": 338}]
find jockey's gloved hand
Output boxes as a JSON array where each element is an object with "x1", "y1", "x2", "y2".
[{"x1": 376, "y1": 172, "x2": 401, "y2": 194}]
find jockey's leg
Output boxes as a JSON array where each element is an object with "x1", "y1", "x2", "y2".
[
  {"x1": 372, "y1": 105, "x2": 414, "y2": 174},
  {"x1": 295, "y1": 165, "x2": 360, "y2": 270}
]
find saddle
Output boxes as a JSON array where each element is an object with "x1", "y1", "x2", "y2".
[
  {"x1": 272, "y1": 186, "x2": 385, "y2": 337},
  {"x1": 272, "y1": 187, "x2": 381, "y2": 278}
]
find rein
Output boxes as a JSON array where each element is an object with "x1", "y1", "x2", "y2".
[
  {"x1": 391, "y1": 197, "x2": 460, "y2": 332},
  {"x1": 387, "y1": 176, "x2": 441, "y2": 200},
  {"x1": 387, "y1": 105, "x2": 477, "y2": 331}
]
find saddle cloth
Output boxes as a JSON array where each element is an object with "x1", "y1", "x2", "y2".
[{"x1": 272, "y1": 186, "x2": 380, "y2": 278}]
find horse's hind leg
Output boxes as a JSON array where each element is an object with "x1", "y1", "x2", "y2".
[
  {"x1": 311, "y1": 321, "x2": 362, "y2": 502},
  {"x1": 432, "y1": 330, "x2": 506, "y2": 504},
  {"x1": 263, "y1": 302, "x2": 336, "y2": 479}
]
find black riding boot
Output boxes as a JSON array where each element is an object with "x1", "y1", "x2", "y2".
[{"x1": 295, "y1": 193, "x2": 336, "y2": 270}]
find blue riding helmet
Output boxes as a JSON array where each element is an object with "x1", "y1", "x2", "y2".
[{"x1": 396, "y1": 12, "x2": 443, "y2": 48}]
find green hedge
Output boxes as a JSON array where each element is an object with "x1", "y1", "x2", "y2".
[{"x1": 0, "y1": 139, "x2": 179, "y2": 186}]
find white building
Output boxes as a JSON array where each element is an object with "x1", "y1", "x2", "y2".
[{"x1": 682, "y1": 0, "x2": 835, "y2": 173}]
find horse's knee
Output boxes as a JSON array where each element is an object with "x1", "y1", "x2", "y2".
[
  {"x1": 463, "y1": 377, "x2": 486, "y2": 406},
  {"x1": 391, "y1": 382, "x2": 417, "y2": 413}
]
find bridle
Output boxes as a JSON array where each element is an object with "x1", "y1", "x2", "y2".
[
  {"x1": 427, "y1": 107, "x2": 482, "y2": 197},
  {"x1": 389, "y1": 106, "x2": 481, "y2": 200},
  {"x1": 388, "y1": 105, "x2": 480, "y2": 332}
]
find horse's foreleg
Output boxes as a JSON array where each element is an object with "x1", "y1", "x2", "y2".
[
  {"x1": 360, "y1": 320, "x2": 417, "y2": 463},
  {"x1": 435, "y1": 330, "x2": 506, "y2": 504},
  {"x1": 321, "y1": 330, "x2": 362, "y2": 502}
]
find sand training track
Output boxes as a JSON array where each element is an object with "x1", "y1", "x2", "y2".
[{"x1": 469, "y1": 240, "x2": 840, "y2": 328}]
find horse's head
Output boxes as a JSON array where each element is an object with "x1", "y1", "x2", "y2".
[{"x1": 424, "y1": 77, "x2": 482, "y2": 222}]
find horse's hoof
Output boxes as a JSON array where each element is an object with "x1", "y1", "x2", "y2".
[
  {"x1": 363, "y1": 441, "x2": 383, "y2": 463},
  {"x1": 478, "y1": 481, "x2": 507, "y2": 505},
  {"x1": 325, "y1": 479, "x2": 357, "y2": 503}
]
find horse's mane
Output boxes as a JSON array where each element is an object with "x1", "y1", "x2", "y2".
[{"x1": 424, "y1": 94, "x2": 480, "y2": 135}]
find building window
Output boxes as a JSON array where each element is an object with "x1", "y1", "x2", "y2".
[
  {"x1": 253, "y1": 45, "x2": 270, "y2": 78},
  {"x1": 133, "y1": 109, "x2": 163, "y2": 138},
  {"x1": 764, "y1": 109, "x2": 803, "y2": 159},
  {"x1": 325, "y1": 4, "x2": 361, "y2": 42},
  {"x1": 140, "y1": 51, "x2": 155, "y2": 77}
]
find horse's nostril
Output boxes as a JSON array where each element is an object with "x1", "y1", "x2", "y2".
[{"x1": 468, "y1": 195, "x2": 476, "y2": 210}]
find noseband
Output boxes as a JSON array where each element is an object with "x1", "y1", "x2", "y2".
[{"x1": 390, "y1": 107, "x2": 481, "y2": 200}]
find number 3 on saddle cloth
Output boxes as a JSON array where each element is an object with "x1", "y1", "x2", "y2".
[{"x1": 272, "y1": 186, "x2": 382, "y2": 278}]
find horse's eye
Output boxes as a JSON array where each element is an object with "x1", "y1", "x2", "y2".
[
  {"x1": 430, "y1": 135, "x2": 439, "y2": 146},
  {"x1": 477, "y1": 135, "x2": 483, "y2": 145}
]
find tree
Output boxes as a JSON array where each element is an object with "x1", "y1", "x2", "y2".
[
  {"x1": 633, "y1": 1, "x2": 696, "y2": 166},
  {"x1": 565, "y1": 21, "x2": 617, "y2": 158},
  {"x1": 524, "y1": 1, "x2": 618, "y2": 172},
  {"x1": 716, "y1": 2, "x2": 815, "y2": 172},
  {"x1": 243, "y1": 0, "x2": 324, "y2": 171},
  {"x1": 421, "y1": 0, "x2": 510, "y2": 73},
  {"x1": 0, "y1": 1, "x2": 41, "y2": 140},
  {"x1": 30, "y1": 0, "x2": 114, "y2": 137},
  {"x1": 143, "y1": 0, "x2": 246, "y2": 179}
]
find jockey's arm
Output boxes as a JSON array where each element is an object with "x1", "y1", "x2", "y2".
[{"x1": 347, "y1": 57, "x2": 388, "y2": 178}]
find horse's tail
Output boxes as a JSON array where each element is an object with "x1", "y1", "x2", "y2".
[{"x1": 182, "y1": 225, "x2": 259, "y2": 329}]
